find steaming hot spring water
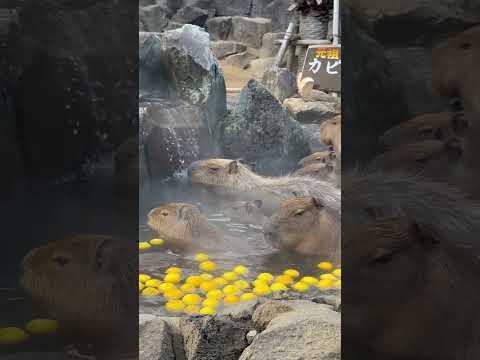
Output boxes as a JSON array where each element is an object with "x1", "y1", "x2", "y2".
[{"x1": 139, "y1": 170, "x2": 341, "y2": 317}]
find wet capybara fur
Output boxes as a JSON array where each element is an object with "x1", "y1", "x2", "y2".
[
  {"x1": 342, "y1": 171, "x2": 480, "y2": 360},
  {"x1": 293, "y1": 162, "x2": 337, "y2": 182},
  {"x1": 20, "y1": 234, "x2": 137, "y2": 355},
  {"x1": 263, "y1": 196, "x2": 340, "y2": 263},
  {"x1": 147, "y1": 202, "x2": 221, "y2": 250},
  {"x1": 298, "y1": 151, "x2": 336, "y2": 168},
  {"x1": 319, "y1": 116, "x2": 341, "y2": 155},
  {"x1": 222, "y1": 200, "x2": 266, "y2": 225},
  {"x1": 379, "y1": 112, "x2": 468, "y2": 150},
  {"x1": 188, "y1": 159, "x2": 341, "y2": 215}
]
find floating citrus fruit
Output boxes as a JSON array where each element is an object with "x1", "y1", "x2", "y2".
[
  {"x1": 199, "y1": 261, "x2": 217, "y2": 272},
  {"x1": 0, "y1": 327, "x2": 29, "y2": 345},
  {"x1": 233, "y1": 265, "x2": 249, "y2": 275},
  {"x1": 199, "y1": 307, "x2": 217, "y2": 316},
  {"x1": 138, "y1": 242, "x2": 151, "y2": 251},
  {"x1": 182, "y1": 294, "x2": 202, "y2": 305},
  {"x1": 25, "y1": 319, "x2": 59, "y2": 335},
  {"x1": 165, "y1": 300, "x2": 185, "y2": 313},
  {"x1": 194, "y1": 253, "x2": 209, "y2": 262},
  {"x1": 284, "y1": 269, "x2": 300, "y2": 278},
  {"x1": 317, "y1": 262, "x2": 333, "y2": 271},
  {"x1": 142, "y1": 287, "x2": 160, "y2": 296},
  {"x1": 149, "y1": 238, "x2": 164, "y2": 246},
  {"x1": 240, "y1": 293, "x2": 258, "y2": 301}
]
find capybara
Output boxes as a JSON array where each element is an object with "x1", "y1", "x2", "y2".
[
  {"x1": 147, "y1": 202, "x2": 221, "y2": 250},
  {"x1": 20, "y1": 234, "x2": 137, "y2": 357},
  {"x1": 187, "y1": 159, "x2": 341, "y2": 215},
  {"x1": 368, "y1": 139, "x2": 463, "y2": 181},
  {"x1": 298, "y1": 151, "x2": 336, "y2": 168},
  {"x1": 263, "y1": 196, "x2": 340, "y2": 263},
  {"x1": 379, "y1": 112, "x2": 468, "y2": 149},
  {"x1": 222, "y1": 200, "x2": 266, "y2": 225},
  {"x1": 319, "y1": 115, "x2": 341, "y2": 155},
  {"x1": 293, "y1": 162, "x2": 337, "y2": 182},
  {"x1": 342, "y1": 171, "x2": 480, "y2": 360}
]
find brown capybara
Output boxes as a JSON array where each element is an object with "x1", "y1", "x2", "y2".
[
  {"x1": 298, "y1": 151, "x2": 336, "y2": 168},
  {"x1": 114, "y1": 137, "x2": 138, "y2": 192},
  {"x1": 263, "y1": 196, "x2": 340, "y2": 263},
  {"x1": 187, "y1": 159, "x2": 341, "y2": 214},
  {"x1": 147, "y1": 202, "x2": 221, "y2": 250},
  {"x1": 379, "y1": 112, "x2": 468, "y2": 150},
  {"x1": 222, "y1": 200, "x2": 266, "y2": 225},
  {"x1": 293, "y1": 162, "x2": 336, "y2": 182},
  {"x1": 368, "y1": 139, "x2": 463, "y2": 181},
  {"x1": 319, "y1": 115, "x2": 341, "y2": 155},
  {"x1": 20, "y1": 234, "x2": 137, "y2": 357},
  {"x1": 342, "y1": 171, "x2": 480, "y2": 360}
]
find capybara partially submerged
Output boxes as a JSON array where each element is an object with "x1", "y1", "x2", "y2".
[
  {"x1": 298, "y1": 151, "x2": 336, "y2": 168},
  {"x1": 319, "y1": 116, "x2": 341, "y2": 155},
  {"x1": 187, "y1": 159, "x2": 341, "y2": 215},
  {"x1": 379, "y1": 112, "x2": 468, "y2": 150},
  {"x1": 263, "y1": 196, "x2": 340, "y2": 263},
  {"x1": 293, "y1": 162, "x2": 337, "y2": 182},
  {"x1": 342, "y1": 172, "x2": 480, "y2": 360},
  {"x1": 147, "y1": 202, "x2": 221, "y2": 250},
  {"x1": 368, "y1": 139, "x2": 463, "y2": 180},
  {"x1": 222, "y1": 200, "x2": 266, "y2": 225},
  {"x1": 20, "y1": 234, "x2": 137, "y2": 357}
]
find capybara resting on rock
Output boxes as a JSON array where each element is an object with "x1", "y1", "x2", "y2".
[
  {"x1": 298, "y1": 151, "x2": 336, "y2": 168},
  {"x1": 222, "y1": 200, "x2": 266, "y2": 226},
  {"x1": 187, "y1": 159, "x2": 341, "y2": 215},
  {"x1": 263, "y1": 196, "x2": 340, "y2": 263},
  {"x1": 342, "y1": 171, "x2": 480, "y2": 360},
  {"x1": 379, "y1": 112, "x2": 468, "y2": 150},
  {"x1": 20, "y1": 234, "x2": 137, "y2": 357},
  {"x1": 147, "y1": 202, "x2": 221, "y2": 250},
  {"x1": 293, "y1": 162, "x2": 337, "y2": 183},
  {"x1": 319, "y1": 116, "x2": 341, "y2": 155},
  {"x1": 368, "y1": 139, "x2": 463, "y2": 181}
]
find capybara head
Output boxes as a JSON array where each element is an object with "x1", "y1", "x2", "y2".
[
  {"x1": 432, "y1": 25, "x2": 480, "y2": 100},
  {"x1": 293, "y1": 162, "x2": 336, "y2": 180},
  {"x1": 187, "y1": 159, "x2": 254, "y2": 190},
  {"x1": 263, "y1": 196, "x2": 340, "y2": 262},
  {"x1": 319, "y1": 116, "x2": 341, "y2": 155},
  {"x1": 342, "y1": 172, "x2": 480, "y2": 359},
  {"x1": 20, "y1": 234, "x2": 137, "y2": 346},
  {"x1": 222, "y1": 200, "x2": 266, "y2": 225},
  {"x1": 298, "y1": 151, "x2": 336, "y2": 168},
  {"x1": 368, "y1": 139, "x2": 463, "y2": 179},
  {"x1": 379, "y1": 112, "x2": 469, "y2": 149},
  {"x1": 147, "y1": 202, "x2": 220, "y2": 249}
]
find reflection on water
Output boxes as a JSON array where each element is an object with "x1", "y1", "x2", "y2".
[{"x1": 139, "y1": 175, "x2": 329, "y2": 316}]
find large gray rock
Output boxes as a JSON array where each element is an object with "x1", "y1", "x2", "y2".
[
  {"x1": 251, "y1": 0, "x2": 290, "y2": 30},
  {"x1": 231, "y1": 17, "x2": 272, "y2": 48},
  {"x1": 260, "y1": 32, "x2": 283, "y2": 58},
  {"x1": 206, "y1": 16, "x2": 233, "y2": 41},
  {"x1": 140, "y1": 99, "x2": 216, "y2": 179},
  {"x1": 140, "y1": 318, "x2": 175, "y2": 360},
  {"x1": 240, "y1": 301, "x2": 341, "y2": 360},
  {"x1": 139, "y1": 4, "x2": 170, "y2": 32},
  {"x1": 172, "y1": 6, "x2": 210, "y2": 27},
  {"x1": 224, "y1": 51, "x2": 257, "y2": 69},
  {"x1": 283, "y1": 97, "x2": 340, "y2": 124},
  {"x1": 262, "y1": 67, "x2": 297, "y2": 103},
  {"x1": 180, "y1": 315, "x2": 251, "y2": 360},
  {"x1": 211, "y1": 40, "x2": 247, "y2": 59},
  {"x1": 140, "y1": 26, "x2": 227, "y2": 136},
  {"x1": 213, "y1": 0, "x2": 253, "y2": 16},
  {"x1": 219, "y1": 80, "x2": 311, "y2": 175}
]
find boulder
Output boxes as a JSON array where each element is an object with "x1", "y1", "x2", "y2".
[
  {"x1": 213, "y1": 0, "x2": 253, "y2": 16},
  {"x1": 262, "y1": 67, "x2": 297, "y2": 103},
  {"x1": 139, "y1": 26, "x2": 227, "y2": 135},
  {"x1": 140, "y1": 99, "x2": 215, "y2": 179},
  {"x1": 231, "y1": 16, "x2": 272, "y2": 48},
  {"x1": 206, "y1": 16, "x2": 233, "y2": 41},
  {"x1": 224, "y1": 51, "x2": 257, "y2": 69},
  {"x1": 180, "y1": 315, "x2": 251, "y2": 360},
  {"x1": 219, "y1": 80, "x2": 311, "y2": 174},
  {"x1": 249, "y1": 57, "x2": 275, "y2": 78},
  {"x1": 219, "y1": 299, "x2": 260, "y2": 322},
  {"x1": 211, "y1": 40, "x2": 247, "y2": 59},
  {"x1": 140, "y1": 318, "x2": 175, "y2": 360},
  {"x1": 139, "y1": 4, "x2": 170, "y2": 32},
  {"x1": 301, "y1": 123, "x2": 327, "y2": 152},
  {"x1": 240, "y1": 301, "x2": 341, "y2": 360},
  {"x1": 251, "y1": 0, "x2": 290, "y2": 31},
  {"x1": 260, "y1": 32, "x2": 283, "y2": 58},
  {"x1": 172, "y1": 6, "x2": 210, "y2": 27},
  {"x1": 283, "y1": 97, "x2": 340, "y2": 124}
]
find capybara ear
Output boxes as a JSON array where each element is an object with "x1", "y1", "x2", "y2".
[
  {"x1": 93, "y1": 236, "x2": 115, "y2": 271},
  {"x1": 444, "y1": 138, "x2": 464, "y2": 158},
  {"x1": 253, "y1": 200, "x2": 263, "y2": 208},
  {"x1": 449, "y1": 98, "x2": 464, "y2": 112},
  {"x1": 329, "y1": 152, "x2": 336, "y2": 160},
  {"x1": 311, "y1": 197, "x2": 324, "y2": 208},
  {"x1": 178, "y1": 204, "x2": 191, "y2": 220},
  {"x1": 228, "y1": 160, "x2": 239, "y2": 174}
]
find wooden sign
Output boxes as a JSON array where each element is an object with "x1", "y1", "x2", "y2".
[{"x1": 301, "y1": 44, "x2": 341, "y2": 92}]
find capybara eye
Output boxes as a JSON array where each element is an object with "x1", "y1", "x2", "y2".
[
  {"x1": 459, "y1": 42, "x2": 471, "y2": 50},
  {"x1": 415, "y1": 156, "x2": 430, "y2": 164},
  {"x1": 208, "y1": 167, "x2": 219, "y2": 172},
  {"x1": 370, "y1": 250, "x2": 394, "y2": 265},
  {"x1": 52, "y1": 255, "x2": 69, "y2": 267},
  {"x1": 161, "y1": 210, "x2": 169, "y2": 217}
]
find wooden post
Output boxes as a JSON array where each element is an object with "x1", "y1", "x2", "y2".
[{"x1": 273, "y1": 19, "x2": 297, "y2": 69}]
